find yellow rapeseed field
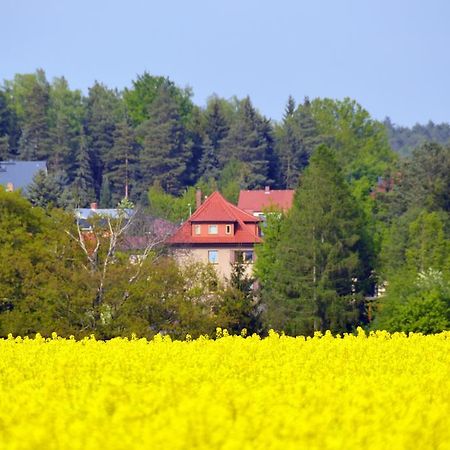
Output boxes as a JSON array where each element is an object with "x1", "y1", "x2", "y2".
[{"x1": 1, "y1": 329, "x2": 450, "y2": 450}]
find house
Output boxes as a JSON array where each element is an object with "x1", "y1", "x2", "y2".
[
  {"x1": 0, "y1": 160, "x2": 47, "y2": 193},
  {"x1": 238, "y1": 186, "x2": 295, "y2": 218},
  {"x1": 167, "y1": 191, "x2": 262, "y2": 280}
]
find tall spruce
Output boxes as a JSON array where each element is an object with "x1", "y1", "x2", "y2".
[
  {"x1": 105, "y1": 120, "x2": 137, "y2": 204},
  {"x1": 138, "y1": 85, "x2": 189, "y2": 195},
  {"x1": 222, "y1": 97, "x2": 275, "y2": 189},
  {"x1": 269, "y1": 145, "x2": 367, "y2": 335},
  {"x1": 199, "y1": 98, "x2": 230, "y2": 180},
  {"x1": 72, "y1": 129, "x2": 96, "y2": 207},
  {"x1": 276, "y1": 97, "x2": 322, "y2": 188},
  {"x1": 85, "y1": 82, "x2": 121, "y2": 197},
  {"x1": 13, "y1": 70, "x2": 51, "y2": 160}
]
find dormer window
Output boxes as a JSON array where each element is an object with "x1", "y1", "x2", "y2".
[
  {"x1": 225, "y1": 224, "x2": 232, "y2": 235},
  {"x1": 194, "y1": 224, "x2": 201, "y2": 235},
  {"x1": 208, "y1": 224, "x2": 218, "y2": 234}
]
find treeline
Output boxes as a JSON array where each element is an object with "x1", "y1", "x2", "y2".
[
  {"x1": 385, "y1": 117, "x2": 450, "y2": 156},
  {"x1": 1, "y1": 69, "x2": 394, "y2": 209}
]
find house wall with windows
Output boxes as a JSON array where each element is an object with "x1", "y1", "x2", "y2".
[{"x1": 167, "y1": 192, "x2": 261, "y2": 281}]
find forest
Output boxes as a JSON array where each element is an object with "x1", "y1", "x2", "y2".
[{"x1": 0, "y1": 69, "x2": 449, "y2": 338}]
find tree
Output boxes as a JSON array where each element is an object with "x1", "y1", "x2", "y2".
[
  {"x1": 85, "y1": 82, "x2": 122, "y2": 197},
  {"x1": 47, "y1": 77, "x2": 85, "y2": 174},
  {"x1": 8, "y1": 70, "x2": 52, "y2": 160},
  {"x1": 26, "y1": 169, "x2": 72, "y2": 209},
  {"x1": 138, "y1": 85, "x2": 189, "y2": 195},
  {"x1": 222, "y1": 97, "x2": 276, "y2": 189},
  {"x1": 275, "y1": 97, "x2": 322, "y2": 188},
  {"x1": 123, "y1": 72, "x2": 193, "y2": 126},
  {"x1": 266, "y1": 146, "x2": 367, "y2": 335},
  {"x1": 0, "y1": 90, "x2": 19, "y2": 159},
  {"x1": 72, "y1": 129, "x2": 96, "y2": 207},
  {"x1": 105, "y1": 120, "x2": 138, "y2": 204}
]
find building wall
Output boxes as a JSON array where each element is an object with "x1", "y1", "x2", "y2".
[{"x1": 174, "y1": 246, "x2": 255, "y2": 280}]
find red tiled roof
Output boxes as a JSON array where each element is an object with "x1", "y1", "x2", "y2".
[
  {"x1": 167, "y1": 191, "x2": 262, "y2": 245},
  {"x1": 237, "y1": 189, "x2": 295, "y2": 213}
]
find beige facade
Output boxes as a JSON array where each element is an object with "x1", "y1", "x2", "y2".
[{"x1": 174, "y1": 246, "x2": 255, "y2": 280}]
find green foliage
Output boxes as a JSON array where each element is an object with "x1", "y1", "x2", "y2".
[
  {"x1": 26, "y1": 170, "x2": 72, "y2": 209},
  {"x1": 123, "y1": 72, "x2": 193, "y2": 126},
  {"x1": 138, "y1": 85, "x2": 189, "y2": 195},
  {"x1": 261, "y1": 146, "x2": 368, "y2": 335}
]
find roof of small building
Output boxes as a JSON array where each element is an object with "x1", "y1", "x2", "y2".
[
  {"x1": 0, "y1": 160, "x2": 47, "y2": 192},
  {"x1": 168, "y1": 191, "x2": 262, "y2": 245},
  {"x1": 238, "y1": 188, "x2": 295, "y2": 213}
]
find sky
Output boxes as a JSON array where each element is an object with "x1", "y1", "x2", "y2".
[{"x1": 2, "y1": 0, "x2": 450, "y2": 126}]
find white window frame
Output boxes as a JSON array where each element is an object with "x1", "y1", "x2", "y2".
[
  {"x1": 208, "y1": 224, "x2": 218, "y2": 234},
  {"x1": 225, "y1": 224, "x2": 232, "y2": 235},
  {"x1": 208, "y1": 250, "x2": 219, "y2": 264},
  {"x1": 194, "y1": 224, "x2": 201, "y2": 235}
]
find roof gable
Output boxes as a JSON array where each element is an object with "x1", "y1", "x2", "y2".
[{"x1": 168, "y1": 191, "x2": 262, "y2": 245}]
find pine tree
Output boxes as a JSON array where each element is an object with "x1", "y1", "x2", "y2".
[
  {"x1": 48, "y1": 77, "x2": 85, "y2": 175},
  {"x1": 198, "y1": 98, "x2": 230, "y2": 180},
  {"x1": 276, "y1": 97, "x2": 322, "y2": 188},
  {"x1": 27, "y1": 169, "x2": 72, "y2": 209},
  {"x1": 104, "y1": 120, "x2": 137, "y2": 204},
  {"x1": 269, "y1": 145, "x2": 367, "y2": 335},
  {"x1": 100, "y1": 175, "x2": 112, "y2": 208},
  {"x1": 17, "y1": 71, "x2": 51, "y2": 160},
  {"x1": 72, "y1": 129, "x2": 96, "y2": 207},
  {"x1": 222, "y1": 97, "x2": 275, "y2": 189},
  {"x1": 85, "y1": 82, "x2": 121, "y2": 197},
  {"x1": 138, "y1": 85, "x2": 189, "y2": 195}
]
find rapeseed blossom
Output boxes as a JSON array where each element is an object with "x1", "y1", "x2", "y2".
[{"x1": 1, "y1": 330, "x2": 450, "y2": 449}]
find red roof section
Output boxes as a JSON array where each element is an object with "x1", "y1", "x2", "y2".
[
  {"x1": 168, "y1": 191, "x2": 262, "y2": 245},
  {"x1": 238, "y1": 189, "x2": 295, "y2": 213}
]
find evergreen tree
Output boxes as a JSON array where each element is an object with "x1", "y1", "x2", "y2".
[
  {"x1": 0, "y1": 90, "x2": 19, "y2": 159},
  {"x1": 72, "y1": 129, "x2": 96, "y2": 207},
  {"x1": 48, "y1": 77, "x2": 85, "y2": 175},
  {"x1": 268, "y1": 145, "x2": 367, "y2": 335},
  {"x1": 138, "y1": 85, "x2": 189, "y2": 195},
  {"x1": 198, "y1": 98, "x2": 230, "y2": 180},
  {"x1": 222, "y1": 97, "x2": 275, "y2": 189},
  {"x1": 27, "y1": 170, "x2": 72, "y2": 209},
  {"x1": 85, "y1": 82, "x2": 122, "y2": 197},
  {"x1": 105, "y1": 120, "x2": 137, "y2": 204},
  {"x1": 100, "y1": 175, "x2": 112, "y2": 207},
  {"x1": 13, "y1": 70, "x2": 51, "y2": 160},
  {"x1": 276, "y1": 97, "x2": 323, "y2": 188}
]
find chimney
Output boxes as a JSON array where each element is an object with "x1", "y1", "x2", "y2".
[
  {"x1": 195, "y1": 189, "x2": 202, "y2": 210},
  {"x1": 90, "y1": 202, "x2": 98, "y2": 210},
  {"x1": 264, "y1": 186, "x2": 270, "y2": 194}
]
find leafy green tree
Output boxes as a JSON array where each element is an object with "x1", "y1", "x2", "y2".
[
  {"x1": 266, "y1": 146, "x2": 367, "y2": 335},
  {"x1": 123, "y1": 72, "x2": 193, "y2": 126},
  {"x1": 138, "y1": 85, "x2": 189, "y2": 195}
]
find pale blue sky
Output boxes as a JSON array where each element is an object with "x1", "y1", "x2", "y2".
[{"x1": 2, "y1": 0, "x2": 450, "y2": 125}]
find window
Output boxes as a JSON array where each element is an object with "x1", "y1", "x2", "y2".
[
  {"x1": 194, "y1": 224, "x2": 201, "y2": 235},
  {"x1": 235, "y1": 250, "x2": 254, "y2": 263},
  {"x1": 208, "y1": 250, "x2": 218, "y2": 264},
  {"x1": 225, "y1": 224, "x2": 232, "y2": 235},
  {"x1": 208, "y1": 224, "x2": 218, "y2": 234}
]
